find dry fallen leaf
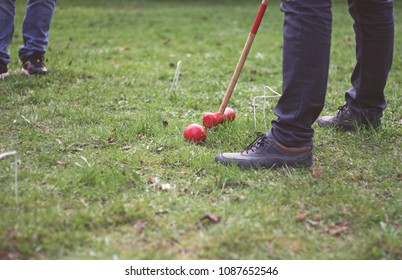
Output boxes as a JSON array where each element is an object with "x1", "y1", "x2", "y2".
[
  {"x1": 132, "y1": 220, "x2": 145, "y2": 234},
  {"x1": 307, "y1": 219, "x2": 320, "y2": 227},
  {"x1": 312, "y1": 165, "x2": 325, "y2": 178},
  {"x1": 148, "y1": 177, "x2": 160, "y2": 184},
  {"x1": 233, "y1": 195, "x2": 247, "y2": 202},
  {"x1": 116, "y1": 45, "x2": 130, "y2": 52},
  {"x1": 155, "y1": 209, "x2": 169, "y2": 216},
  {"x1": 327, "y1": 222, "x2": 349, "y2": 236},
  {"x1": 295, "y1": 213, "x2": 308, "y2": 222},
  {"x1": 200, "y1": 214, "x2": 221, "y2": 224},
  {"x1": 107, "y1": 137, "x2": 116, "y2": 144},
  {"x1": 159, "y1": 183, "x2": 172, "y2": 190},
  {"x1": 122, "y1": 145, "x2": 131, "y2": 151}
]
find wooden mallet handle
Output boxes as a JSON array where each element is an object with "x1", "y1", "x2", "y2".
[{"x1": 218, "y1": 0, "x2": 269, "y2": 115}]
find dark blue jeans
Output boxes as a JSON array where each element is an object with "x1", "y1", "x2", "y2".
[
  {"x1": 0, "y1": 0, "x2": 56, "y2": 64},
  {"x1": 271, "y1": 0, "x2": 394, "y2": 147}
]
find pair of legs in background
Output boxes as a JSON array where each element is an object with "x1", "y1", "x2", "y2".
[
  {"x1": 216, "y1": 0, "x2": 394, "y2": 168},
  {"x1": 0, "y1": 0, "x2": 57, "y2": 78}
]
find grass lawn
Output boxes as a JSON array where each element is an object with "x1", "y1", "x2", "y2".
[{"x1": 0, "y1": 0, "x2": 401, "y2": 260}]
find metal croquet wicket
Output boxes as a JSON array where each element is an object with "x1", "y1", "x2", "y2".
[
  {"x1": 0, "y1": 151, "x2": 19, "y2": 205},
  {"x1": 252, "y1": 86, "x2": 281, "y2": 131},
  {"x1": 168, "y1": 60, "x2": 182, "y2": 96}
]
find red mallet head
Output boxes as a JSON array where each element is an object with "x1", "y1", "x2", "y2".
[
  {"x1": 223, "y1": 107, "x2": 236, "y2": 121},
  {"x1": 183, "y1": 124, "x2": 207, "y2": 143},
  {"x1": 202, "y1": 112, "x2": 224, "y2": 128},
  {"x1": 212, "y1": 112, "x2": 224, "y2": 124}
]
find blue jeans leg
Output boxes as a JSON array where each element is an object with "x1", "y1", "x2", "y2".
[
  {"x1": 0, "y1": 0, "x2": 15, "y2": 64},
  {"x1": 271, "y1": 0, "x2": 332, "y2": 147},
  {"x1": 346, "y1": 0, "x2": 394, "y2": 120},
  {"x1": 19, "y1": 0, "x2": 56, "y2": 61}
]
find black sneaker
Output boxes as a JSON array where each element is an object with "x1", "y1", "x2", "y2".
[
  {"x1": 0, "y1": 60, "x2": 9, "y2": 79},
  {"x1": 21, "y1": 52, "x2": 49, "y2": 76},
  {"x1": 317, "y1": 105, "x2": 381, "y2": 131},
  {"x1": 215, "y1": 130, "x2": 313, "y2": 168}
]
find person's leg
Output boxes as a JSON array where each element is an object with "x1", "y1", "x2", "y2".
[
  {"x1": 318, "y1": 0, "x2": 394, "y2": 129},
  {"x1": 19, "y1": 0, "x2": 56, "y2": 75},
  {"x1": 0, "y1": 0, "x2": 15, "y2": 66},
  {"x1": 216, "y1": 0, "x2": 332, "y2": 168},
  {"x1": 271, "y1": 0, "x2": 332, "y2": 148},
  {"x1": 346, "y1": 0, "x2": 394, "y2": 122},
  {"x1": 19, "y1": 0, "x2": 56, "y2": 60}
]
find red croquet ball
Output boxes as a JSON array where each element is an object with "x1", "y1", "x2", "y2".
[
  {"x1": 202, "y1": 113, "x2": 217, "y2": 128},
  {"x1": 183, "y1": 124, "x2": 207, "y2": 142},
  {"x1": 223, "y1": 107, "x2": 236, "y2": 121}
]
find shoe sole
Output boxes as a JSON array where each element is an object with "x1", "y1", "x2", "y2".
[
  {"x1": 317, "y1": 120, "x2": 380, "y2": 131},
  {"x1": 21, "y1": 68, "x2": 48, "y2": 76},
  {"x1": 317, "y1": 121, "x2": 357, "y2": 131},
  {"x1": 215, "y1": 153, "x2": 313, "y2": 168},
  {"x1": 0, "y1": 72, "x2": 9, "y2": 79}
]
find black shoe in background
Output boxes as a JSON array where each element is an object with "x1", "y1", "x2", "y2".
[
  {"x1": 0, "y1": 60, "x2": 9, "y2": 79},
  {"x1": 21, "y1": 52, "x2": 49, "y2": 76},
  {"x1": 317, "y1": 105, "x2": 381, "y2": 131}
]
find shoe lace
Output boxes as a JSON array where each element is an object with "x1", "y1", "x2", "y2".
[
  {"x1": 336, "y1": 104, "x2": 348, "y2": 117},
  {"x1": 336, "y1": 104, "x2": 356, "y2": 121},
  {"x1": 242, "y1": 132, "x2": 270, "y2": 154}
]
